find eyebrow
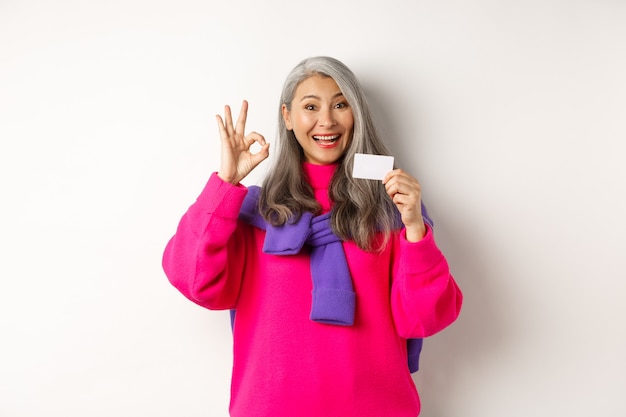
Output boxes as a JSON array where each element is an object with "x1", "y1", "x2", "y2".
[{"x1": 299, "y1": 92, "x2": 345, "y2": 102}]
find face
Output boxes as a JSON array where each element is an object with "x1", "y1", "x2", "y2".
[{"x1": 282, "y1": 75, "x2": 354, "y2": 165}]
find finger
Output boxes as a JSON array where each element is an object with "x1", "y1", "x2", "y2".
[
  {"x1": 383, "y1": 169, "x2": 400, "y2": 184},
  {"x1": 235, "y1": 100, "x2": 248, "y2": 135},
  {"x1": 224, "y1": 105, "x2": 235, "y2": 135},
  {"x1": 384, "y1": 175, "x2": 407, "y2": 197},
  {"x1": 392, "y1": 191, "x2": 420, "y2": 206},
  {"x1": 386, "y1": 172, "x2": 419, "y2": 191},
  {"x1": 245, "y1": 131, "x2": 266, "y2": 147},
  {"x1": 215, "y1": 114, "x2": 227, "y2": 138},
  {"x1": 384, "y1": 177, "x2": 399, "y2": 199},
  {"x1": 386, "y1": 181, "x2": 421, "y2": 205},
  {"x1": 385, "y1": 169, "x2": 419, "y2": 186}
]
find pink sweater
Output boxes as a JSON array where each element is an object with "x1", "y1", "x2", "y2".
[{"x1": 162, "y1": 163, "x2": 462, "y2": 417}]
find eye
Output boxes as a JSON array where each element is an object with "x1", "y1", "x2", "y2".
[
  {"x1": 304, "y1": 104, "x2": 316, "y2": 111},
  {"x1": 334, "y1": 102, "x2": 348, "y2": 109}
]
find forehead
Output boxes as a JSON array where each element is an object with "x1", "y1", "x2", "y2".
[{"x1": 294, "y1": 75, "x2": 342, "y2": 98}]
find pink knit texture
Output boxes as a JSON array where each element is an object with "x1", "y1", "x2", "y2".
[{"x1": 163, "y1": 163, "x2": 462, "y2": 416}]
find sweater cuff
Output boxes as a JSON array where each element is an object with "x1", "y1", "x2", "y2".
[
  {"x1": 400, "y1": 225, "x2": 445, "y2": 273},
  {"x1": 310, "y1": 288, "x2": 356, "y2": 326},
  {"x1": 196, "y1": 172, "x2": 248, "y2": 219}
]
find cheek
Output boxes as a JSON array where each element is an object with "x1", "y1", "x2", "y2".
[
  {"x1": 344, "y1": 134, "x2": 353, "y2": 150},
  {"x1": 344, "y1": 115, "x2": 354, "y2": 136},
  {"x1": 341, "y1": 112, "x2": 355, "y2": 131},
  {"x1": 296, "y1": 113, "x2": 315, "y2": 129},
  {"x1": 344, "y1": 126, "x2": 354, "y2": 149}
]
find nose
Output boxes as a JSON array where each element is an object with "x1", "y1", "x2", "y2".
[{"x1": 318, "y1": 107, "x2": 337, "y2": 128}]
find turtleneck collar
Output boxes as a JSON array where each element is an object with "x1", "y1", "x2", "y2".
[
  {"x1": 302, "y1": 162, "x2": 338, "y2": 213},
  {"x1": 303, "y1": 162, "x2": 338, "y2": 190}
]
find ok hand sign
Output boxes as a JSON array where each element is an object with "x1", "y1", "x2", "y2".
[{"x1": 216, "y1": 100, "x2": 270, "y2": 185}]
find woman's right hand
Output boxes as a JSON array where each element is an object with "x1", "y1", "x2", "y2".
[{"x1": 216, "y1": 100, "x2": 270, "y2": 185}]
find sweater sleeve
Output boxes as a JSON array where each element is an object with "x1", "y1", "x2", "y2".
[
  {"x1": 162, "y1": 172, "x2": 250, "y2": 310},
  {"x1": 390, "y1": 226, "x2": 463, "y2": 338}
]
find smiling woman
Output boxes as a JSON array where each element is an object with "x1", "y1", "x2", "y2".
[
  {"x1": 162, "y1": 56, "x2": 462, "y2": 417},
  {"x1": 281, "y1": 75, "x2": 354, "y2": 165}
]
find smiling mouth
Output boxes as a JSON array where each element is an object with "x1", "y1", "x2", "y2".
[{"x1": 313, "y1": 134, "x2": 340, "y2": 143}]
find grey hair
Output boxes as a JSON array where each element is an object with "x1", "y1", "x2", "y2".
[{"x1": 260, "y1": 56, "x2": 401, "y2": 251}]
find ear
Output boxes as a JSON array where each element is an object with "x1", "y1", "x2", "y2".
[{"x1": 281, "y1": 104, "x2": 293, "y2": 130}]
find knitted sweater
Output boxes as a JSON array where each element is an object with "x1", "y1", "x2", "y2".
[{"x1": 162, "y1": 163, "x2": 463, "y2": 417}]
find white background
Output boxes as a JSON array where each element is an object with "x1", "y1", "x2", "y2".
[{"x1": 1, "y1": 0, "x2": 625, "y2": 416}]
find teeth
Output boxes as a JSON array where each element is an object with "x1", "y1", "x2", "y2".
[{"x1": 313, "y1": 135, "x2": 339, "y2": 141}]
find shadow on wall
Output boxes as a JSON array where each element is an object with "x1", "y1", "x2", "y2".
[{"x1": 413, "y1": 214, "x2": 507, "y2": 415}]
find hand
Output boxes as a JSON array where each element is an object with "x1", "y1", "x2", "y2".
[
  {"x1": 216, "y1": 100, "x2": 270, "y2": 185},
  {"x1": 383, "y1": 169, "x2": 426, "y2": 242}
]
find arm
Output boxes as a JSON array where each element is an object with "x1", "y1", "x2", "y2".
[
  {"x1": 391, "y1": 227, "x2": 463, "y2": 338},
  {"x1": 162, "y1": 173, "x2": 250, "y2": 310},
  {"x1": 163, "y1": 101, "x2": 269, "y2": 309},
  {"x1": 383, "y1": 169, "x2": 462, "y2": 337}
]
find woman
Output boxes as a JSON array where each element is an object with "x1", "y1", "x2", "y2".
[{"x1": 162, "y1": 56, "x2": 462, "y2": 416}]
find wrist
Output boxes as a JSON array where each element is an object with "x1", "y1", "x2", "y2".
[
  {"x1": 404, "y1": 222, "x2": 427, "y2": 242},
  {"x1": 217, "y1": 171, "x2": 239, "y2": 185}
]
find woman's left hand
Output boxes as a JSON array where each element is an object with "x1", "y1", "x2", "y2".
[{"x1": 383, "y1": 169, "x2": 426, "y2": 242}]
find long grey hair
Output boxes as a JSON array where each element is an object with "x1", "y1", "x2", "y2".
[{"x1": 260, "y1": 56, "x2": 401, "y2": 251}]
